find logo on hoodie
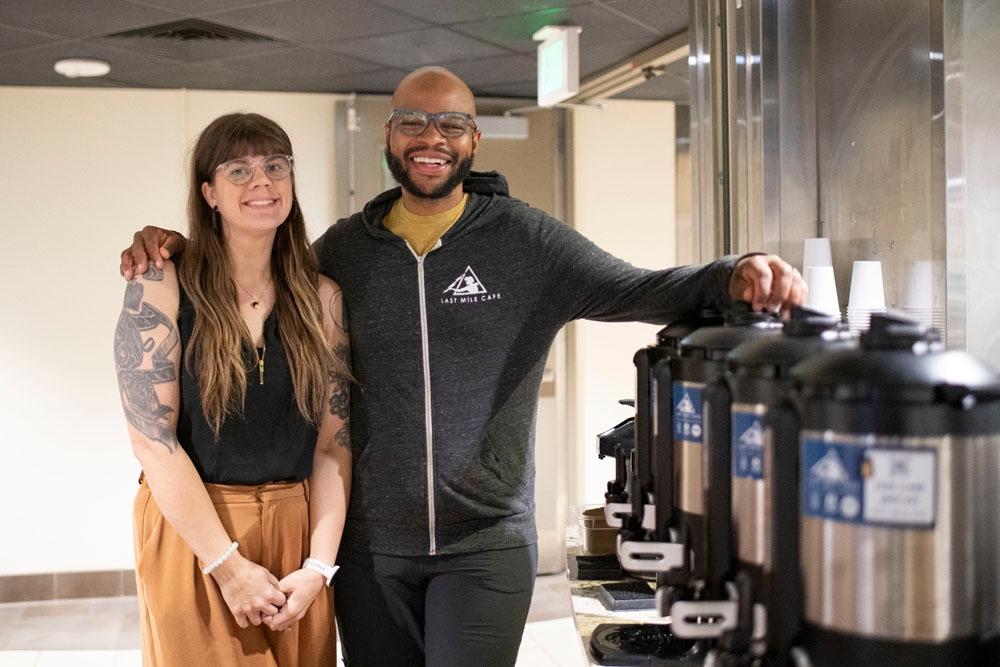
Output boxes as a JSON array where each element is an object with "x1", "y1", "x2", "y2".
[{"x1": 441, "y1": 266, "x2": 501, "y2": 304}]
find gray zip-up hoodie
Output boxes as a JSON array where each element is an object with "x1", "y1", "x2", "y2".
[{"x1": 314, "y1": 171, "x2": 738, "y2": 557}]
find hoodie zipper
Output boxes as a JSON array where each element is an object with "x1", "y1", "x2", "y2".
[{"x1": 410, "y1": 239, "x2": 442, "y2": 555}]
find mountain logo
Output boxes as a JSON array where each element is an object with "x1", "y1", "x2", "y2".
[
  {"x1": 676, "y1": 391, "x2": 696, "y2": 414},
  {"x1": 738, "y1": 420, "x2": 764, "y2": 447},
  {"x1": 443, "y1": 266, "x2": 487, "y2": 296},
  {"x1": 810, "y1": 448, "x2": 849, "y2": 483}
]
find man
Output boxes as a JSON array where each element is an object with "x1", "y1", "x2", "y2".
[{"x1": 123, "y1": 66, "x2": 806, "y2": 667}]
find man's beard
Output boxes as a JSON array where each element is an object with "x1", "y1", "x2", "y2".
[{"x1": 385, "y1": 146, "x2": 474, "y2": 200}]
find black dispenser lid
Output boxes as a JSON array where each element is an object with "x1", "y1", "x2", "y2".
[
  {"x1": 727, "y1": 306, "x2": 855, "y2": 377},
  {"x1": 678, "y1": 303, "x2": 782, "y2": 361},
  {"x1": 655, "y1": 309, "x2": 725, "y2": 348},
  {"x1": 792, "y1": 313, "x2": 1000, "y2": 405}
]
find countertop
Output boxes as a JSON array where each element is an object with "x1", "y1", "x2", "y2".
[{"x1": 566, "y1": 530, "x2": 673, "y2": 666}]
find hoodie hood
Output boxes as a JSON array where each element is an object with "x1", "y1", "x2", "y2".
[{"x1": 359, "y1": 171, "x2": 512, "y2": 240}]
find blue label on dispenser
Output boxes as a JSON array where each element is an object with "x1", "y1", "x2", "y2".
[
  {"x1": 673, "y1": 382, "x2": 703, "y2": 443},
  {"x1": 733, "y1": 409, "x2": 765, "y2": 480},
  {"x1": 801, "y1": 439, "x2": 937, "y2": 529}
]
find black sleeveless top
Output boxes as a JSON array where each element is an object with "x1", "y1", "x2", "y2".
[{"x1": 176, "y1": 284, "x2": 318, "y2": 485}]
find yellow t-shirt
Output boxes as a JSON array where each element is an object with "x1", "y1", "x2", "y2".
[{"x1": 383, "y1": 195, "x2": 469, "y2": 256}]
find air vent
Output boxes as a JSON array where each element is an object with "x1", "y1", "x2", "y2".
[{"x1": 106, "y1": 19, "x2": 276, "y2": 42}]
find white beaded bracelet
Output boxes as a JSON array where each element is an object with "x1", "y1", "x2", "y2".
[{"x1": 202, "y1": 541, "x2": 239, "y2": 575}]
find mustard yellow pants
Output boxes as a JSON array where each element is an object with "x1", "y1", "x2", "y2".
[{"x1": 133, "y1": 478, "x2": 335, "y2": 666}]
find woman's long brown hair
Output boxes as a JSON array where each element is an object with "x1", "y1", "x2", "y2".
[{"x1": 179, "y1": 112, "x2": 345, "y2": 436}]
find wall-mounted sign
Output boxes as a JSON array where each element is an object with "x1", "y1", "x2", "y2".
[{"x1": 533, "y1": 25, "x2": 582, "y2": 108}]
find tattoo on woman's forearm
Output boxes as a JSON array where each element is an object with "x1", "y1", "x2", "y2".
[{"x1": 114, "y1": 280, "x2": 179, "y2": 452}]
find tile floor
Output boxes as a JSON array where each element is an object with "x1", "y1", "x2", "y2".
[{"x1": 0, "y1": 573, "x2": 589, "y2": 667}]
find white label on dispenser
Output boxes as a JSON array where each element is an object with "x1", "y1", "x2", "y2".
[
  {"x1": 802, "y1": 439, "x2": 937, "y2": 529},
  {"x1": 673, "y1": 382, "x2": 704, "y2": 444},
  {"x1": 732, "y1": 405, "x2": 765, "y2": 480},
  {"x1": 862, "y1": 449, "x2": 936, "y2": 527}
]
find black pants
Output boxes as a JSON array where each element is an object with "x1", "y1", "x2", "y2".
[{"x1": 335, "y1": 543, "x2": 538, "y2": 667}]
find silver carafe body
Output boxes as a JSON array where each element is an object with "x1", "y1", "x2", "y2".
[{"x1": 784, "y1": 314, "x2": 1000, "y2": 665}]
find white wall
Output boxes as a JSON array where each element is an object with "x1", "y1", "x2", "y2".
[
  {"x1": 0, "y1": 86, "x2": 344, "y2": 575},
  {"x1": 568, "y1": 100, "x2": 677, "y2": 506}
]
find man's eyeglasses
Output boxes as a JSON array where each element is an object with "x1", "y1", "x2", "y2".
[
  {"x1": 215, "y1": 154, "x2": 294, "y2": 185},
  {"x1": 388, "y1": 109, "x2": 477, "y2": 138}
]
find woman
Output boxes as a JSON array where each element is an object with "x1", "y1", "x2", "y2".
[{"x1": 114, "y1": 112, "x2": 351, "y2": 666}]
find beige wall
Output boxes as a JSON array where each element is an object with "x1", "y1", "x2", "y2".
[
  {"x1": 0, "y1": 86, "x2": 344, "y2": 575},
  {"x1": 566, "y1": 100, "x2": 677, "y2": 506}
]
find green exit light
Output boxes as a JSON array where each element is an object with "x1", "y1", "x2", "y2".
[
  {"x1": 533, "y1": 25, "x2": 581, "y2": 107},
  {"x1": 539, "y1": 40, "x2": 565, "y2": 95}
]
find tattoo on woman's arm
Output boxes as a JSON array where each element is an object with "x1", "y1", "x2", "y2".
[
  {"x1": 329, "y1": 288, "x2": 348, "y2": 334},
  {"x1": 114, "y1": 279, "x2": 179, "y2": 453}
]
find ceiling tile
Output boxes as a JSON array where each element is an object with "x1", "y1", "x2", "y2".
[
  {"x1": 94, "y1": 22, "x2": 290, "y2": 63},
  {"x1": 327, "y1": 27, "x2": 511, "y2": 69},
  {"x1": 604, "y1": 0, "x2": 689, "y2": 35},
  {"x1": 221, "y1": 45, "x2": 384, "y2": 87},
  {"x1": 0, "y1": 25, "x2": 57, "y2": 54},
  {"x1": 369, "y1": 0, "x2": 589, "y2": 25},
  {"x1": 442, "y1": 53, "x2": 537, "y2": 87},
  {"x1": 111, "y1": 61, "x2": 288, "y2": 91},
  {"x1": 1, "y1": 40, "x2": 176, "y2": 82},
  {"x1": 305, "y1": 68, "x2": 411, "y2": 95},
  {"x1": 141, "y1": 0, "x2": 285, "y2": 14},
  {"x1": 469, "y1": 80, "x2": 537, "y2": 98},
  {"x1": 208, "y1": 0, "x2": 431, "y2": 43},
  {"x1": 452, "y1": 4, "x2": 662, "y2": 53},
  {"x1": 0, "y1": 66, "x2": 130, "y2": 87},
  {"x1": 0, "y1": 0, "x2": 183, "y2": 39}
]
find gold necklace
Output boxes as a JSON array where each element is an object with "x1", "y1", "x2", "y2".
[
  {"x1": 257, "y1": 344, "x2": 266, "y2": 385},
  {"x1": 233, "y1": 275, "x2": 271, "y2": 384},
  {"x1": 234, "y1": 276, "x2": 272, "y2": 310}
]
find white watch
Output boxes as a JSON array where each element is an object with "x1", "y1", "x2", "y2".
[{"x1": 303, "y1": 557, "x2": 339, "y2": 586}]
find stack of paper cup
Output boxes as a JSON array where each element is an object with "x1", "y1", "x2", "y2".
[
  {"x1": 801, "y1": 238, "x2": 840, "y2": 318},
  {"x1": 847, "y1": 260, "x2": 886, "y2": 333}
]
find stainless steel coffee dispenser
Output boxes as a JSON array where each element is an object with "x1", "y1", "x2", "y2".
[
  {"x1": 607, "y1": 314, "x2": 724, "y2": 544},
  {"x1": 618, "y1": 309, "x2": 781, "y2": 638},
  {"x1": 720, "y1": 308, "x2": 855, "y2": 663},
  {"x1": 770, "y1": 313, "x2": 1000, "y2": 666}
]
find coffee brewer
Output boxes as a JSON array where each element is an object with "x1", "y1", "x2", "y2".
[{"x1": 767, "y1": 313, "x2": 1000, "y2": 666}]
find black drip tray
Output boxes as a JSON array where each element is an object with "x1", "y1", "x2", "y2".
[
  {"x1": 569, "y1": 553, "x2": 623, "y2": 581},
  {"x1": 590, "y1": 623, "x2": 704, "y2": 666},
  {"x1": 596, "y1": 580, "x2": 656, "y2": 611}
]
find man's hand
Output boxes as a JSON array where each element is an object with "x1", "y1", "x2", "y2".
[
  {"x1": 120, "y1": 226, "x2": 185, "y2": 280},
  {"x1": 729, "y1": 253, "x2": 807, "y2": 315}
]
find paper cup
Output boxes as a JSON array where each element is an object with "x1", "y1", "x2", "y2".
[
  {"x1": 848, "y1": 261, "x2": 886, "y2": 310},
  {"x1": 803, "y1": 238, "x2": 833, "y2": 269},
  {"x1": 803, "y1": 266, "x2": 841, "y2": 317},
  {"x1": 903, "y1": 261, "x2": 933, "y2": 309}
]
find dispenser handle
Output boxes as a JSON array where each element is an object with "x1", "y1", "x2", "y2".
[
  {"x1": 652, "y1": 357, "x2": 675, "y2": 541},
  {"x1": 704, "y1": 377, "x2": 734, "y2": 598},
  {"x1": 763, "y1": 399, "x2": 804, "y2": 662}
]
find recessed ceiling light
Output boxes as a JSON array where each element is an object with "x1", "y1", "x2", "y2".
[{"x1": 53, "y1": 58, "x2": 111, "y2": 78}]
